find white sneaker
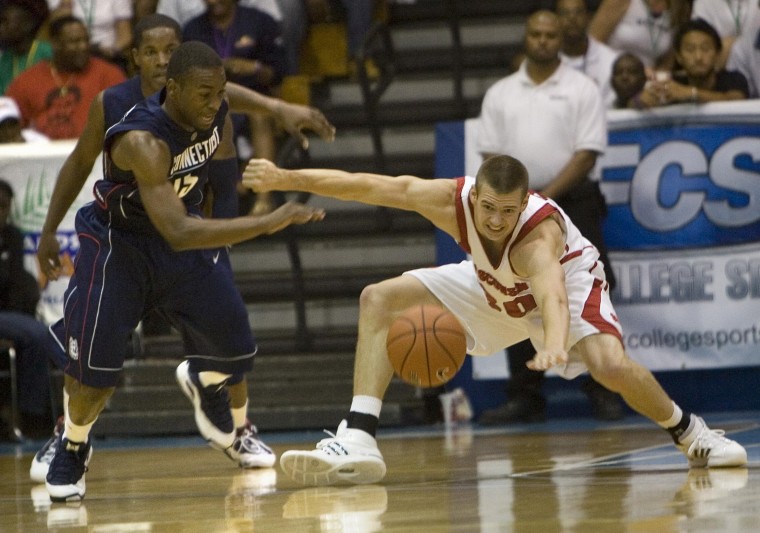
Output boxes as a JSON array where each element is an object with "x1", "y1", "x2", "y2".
[
  {"x1": 280, "y1": 420, "x2": 386, "y2": 486},
  {"x1": 225, "y1": 422, "x2": 276, "y2": 468},
  {"x1": 677, "y1": 418, "x2": 747, "y2": 468}
]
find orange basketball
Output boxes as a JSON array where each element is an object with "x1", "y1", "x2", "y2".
[{"x1": 386, "y1": 305, "x2": 467, "y2": 388}]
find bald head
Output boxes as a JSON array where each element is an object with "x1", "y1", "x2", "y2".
[
  {"x1": 527, "y1": 9, "x2": 559, "y2": 28},
  {"x1": 524, "y1": 10, "x2": 562, "y2": 65}
]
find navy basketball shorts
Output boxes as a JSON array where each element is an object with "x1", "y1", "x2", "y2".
[{"x1": 52, "y1": 205, "x2": 256, "y2": 388}]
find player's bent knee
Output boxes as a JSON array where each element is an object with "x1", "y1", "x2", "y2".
[
  {"x1": 359, "y1": 282, "x2": 400, "y2": 315},
  {"x1": 588, "y1": 361, "x2": 629, "y2": 392}
]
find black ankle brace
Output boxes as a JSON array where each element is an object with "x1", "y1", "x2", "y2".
[{"x1": 346, "y1": 411, "x2": 379, "y2": 437}]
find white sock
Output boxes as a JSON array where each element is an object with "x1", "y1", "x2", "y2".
[
  {"x1": 657, "y1": 401, "x2": 682, "y2": 428},
  {"x1": 63, "y1": 411, "x2": 94, "y2": 444},
  {"x1": 198, "y1": 371, "x2": 232, "y2": 387},
  {"x1": 350, "y1": 395, "x2": 383, "y2": 418},
  {"x1": 232, "y1": 400, "x2": 248, "y2": 430}
]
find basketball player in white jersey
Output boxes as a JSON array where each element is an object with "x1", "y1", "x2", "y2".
[{"x1": 245, "y1": 154, "x2": 747, "y2": 486}]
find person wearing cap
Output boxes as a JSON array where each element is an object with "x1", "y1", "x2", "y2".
[{"x1": 0, "y1": 96, "x2": 48, "y2": 143}]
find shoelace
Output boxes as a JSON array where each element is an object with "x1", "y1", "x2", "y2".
[
  {"x1": 38, "y1": 438, "x2": 58, "y2": 463},
  {"x1": 37, "y1": 421, "x2": 64, "y2": 462},
  {"x1": 692, "y1": 428, "x2": 728, "y2": 447},
  {"x1": 237, "y1": 429, "x2": 274, "y2": 454},
  {"x1": 314, "y1": 429, "x2": 351, "y2": 456}
]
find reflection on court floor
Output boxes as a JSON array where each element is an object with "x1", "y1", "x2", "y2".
[{"x1": 1, "y1": 412, "x2": 759, "y2": 532}]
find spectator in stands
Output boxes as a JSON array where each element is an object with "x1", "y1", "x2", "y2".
[
  {"x1": 5, "y1": 16, "x2": 125, "y2": 140},
  {"x1": 0, "y1": 96, "x2": 48, "y2": 143},
  {"x1": 636, "y1": 18, "x2": 749, "y2": 108},
  {"x1": 691, "y1": 0, "x2": 758, "y2": 70},
  {"x1": 476, "y1": 10, "x2": 623, "y2": 424},
  {"x1": 0, "y1": 0, "x2": 51, "y2": 94},
  {"x1": 183, "y1": 0, "x2": 287, "y2": 216},
  {"x1": 341, "y1": 0, "x2": 378, "y2": 79},
  {"x1": 726, "y1": 4, "x2": 760, "y2": 98},
  {"x1": 610, "y1": 52, "x2": 647, "y2": 108},
  {"x1": 153, "y1": 0, "x2": 280, "y2": 26},
  {"x1": 47, "y1": 0, "x2": 132, "y2": 73},
  {"x1": 152, "y1": 0, "x2": 306, "y2": 76},
  {"x1": 557, "y1": 0, "x2": 620, "y2": 108},
  {"x1": 589, "y1": 0, "x2": 691, "y2": 70},
  {"x1": 0, "y1": 179, "x2": 65, "y2": 440}
]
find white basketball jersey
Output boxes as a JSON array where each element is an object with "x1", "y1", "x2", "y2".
[{"x1": 454, "y1": 176, "x2": 598, "y2": 320}]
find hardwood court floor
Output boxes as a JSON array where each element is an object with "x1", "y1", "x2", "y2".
[{"x1": 1, "y1": 412, "x2": 759, "y2": 532}]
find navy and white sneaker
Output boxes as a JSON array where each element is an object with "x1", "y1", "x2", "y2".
[
  {"x1": 175, "y1": 360, "x2": 235, "y2": 450},
  {"x1": 225, "y1": 421, "x2": 276, "y2": 468},
  {"x1": 30, "y1": 416, "x2": 65, "y2": 483},
  {"x1": 45, "y1": 436, "x2": 93, "y2": 503}
]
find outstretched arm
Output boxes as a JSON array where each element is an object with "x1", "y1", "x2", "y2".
[
  {"x1": 37, "y1": 93, "x2": 108, "y2": 280},
  {"x1": 243, "y1": 158, "x2": 462, "y2": 240},
  {"x1": 511, "y1": 218, "x2": 570, "y2": 371},
  {"x1": 225, "y1": 82, "x2": 335, "y2": 149},
  {"x1": 588, "y1": 0, "x2": 629, "y2": 43},
  {"x1": 109, "y1": 132, "x2": 325, "y2": 251}
]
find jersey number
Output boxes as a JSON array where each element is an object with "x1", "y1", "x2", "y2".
[
  {"x1": 503, "y1": 294, "x2": 538, "y2": 318},
  {"x1": 484, "y1": 290, "x2": 537, "y2": 318},
  {"x1": 173, "y1": 174, "x2": 199, "y2": 198}
]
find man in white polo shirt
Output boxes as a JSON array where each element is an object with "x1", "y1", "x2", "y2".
[
  {"x1": 477, "y1": 9, "x2": 622, "y2": 424},
  {"x1": 726, "y1": 3, "x2": 760, "y2": 97},
  {"x1": 557, "y1": 0, "x2": 620, "y2": 108}
]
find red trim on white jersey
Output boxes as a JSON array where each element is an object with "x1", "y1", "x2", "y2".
[{"x1": 454, "y1": 177, "x2": 470, "y2": 254}]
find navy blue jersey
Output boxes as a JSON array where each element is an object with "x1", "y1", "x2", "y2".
[
  {"x1": 102, "y1": 76, "x2": 146, "y2": 128},
  {"x1": 96, "y1": 90, "x2": 228, "y2": 233}
]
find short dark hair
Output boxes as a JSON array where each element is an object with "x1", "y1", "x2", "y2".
[
  {"x1": 3, "y1": 0, "x2": 49, "y2": 35},
  {"x1": 49, "y1": 15, "x2": 85, "y2": 40},
  {"x1": 166, "y1": 41, "x2": 223, "y2": 82},
  {"x1": 674, "y1": 18, "x2": 722, "y2": 52},
  {"x1": 0, "y1": 179, "x2": 14, "y2": 199},
  {"x1": 476, "y1": 155, "x2": 529, "y2": 195},
  {"x1": 133, "y1": 14, "x2": 182, "y2": 49}
]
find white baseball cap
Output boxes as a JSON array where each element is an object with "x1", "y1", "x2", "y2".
[{"x1": 0, "y1": 97, "x2": 21, "y2": 124}]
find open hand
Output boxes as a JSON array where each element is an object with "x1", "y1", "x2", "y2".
[
  {"x1": 276, "y1": 102, "x2": 335, "y2": 149},
  {"x1": 526, "y1": 348, "x2": 568, "y2": 371}
]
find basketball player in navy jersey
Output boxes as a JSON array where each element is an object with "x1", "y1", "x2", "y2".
[
  {"x1": 42, "y1": 41, "x2": 325, "y2": 503},
  {"x1": 31, "y1": 14, "x2": 335, "y2": 485},
  {"x1": 245, "y1": 156, "x2": 747, "y2": 486}
]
